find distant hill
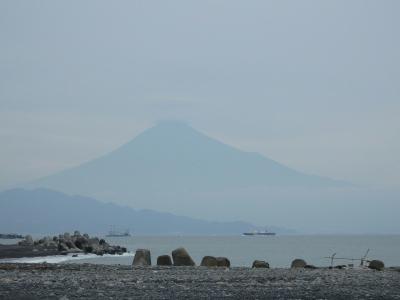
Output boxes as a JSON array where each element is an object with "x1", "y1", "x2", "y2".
[
  {"x1": 14, "y1": 123, "x2": 400, "y2": 234},
  {"x1": 28, "y1": 122, "x2": 346, "y2": 209},
  {"x1": 0, "y1": 188, "x2": 292, "y2": 235}
]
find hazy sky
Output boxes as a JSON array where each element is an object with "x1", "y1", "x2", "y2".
[{"x1": 1, "y1": 0, "x2": 399, "y2": 189}]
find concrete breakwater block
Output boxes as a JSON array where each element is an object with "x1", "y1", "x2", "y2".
[
  {"x1": 172, "y1": 247, "x2": 195, "y2": 266},
  {"x1": 291, "y1": 259, "x2": 307, "y2": 268},
  {"x1": 132, "y1": 249, "x2": 151, "y2": 266},
  {"x1": 216, "y1": 257, "x2": 230, "y2": 268},
  {"x1": 157, "y1": 255, "x2": 173, "y2": 266},
  {"x1": 252, "y1": 260, "x2": 270, "y2": 268},
  {"x1": 201, "y1": 256, "x2": 218, "y2": 267}
]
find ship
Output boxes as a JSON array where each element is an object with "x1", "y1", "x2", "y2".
[
  {"x1": 242, "y1": 229, "x2": 276, "y2": 236},
  {"x1": 106, "y1": 227, "x2": 131, "y2": 237}
]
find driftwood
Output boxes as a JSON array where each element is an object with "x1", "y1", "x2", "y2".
[{"x1": 324, "y1": 249, "x2": 370, "y2": 267}]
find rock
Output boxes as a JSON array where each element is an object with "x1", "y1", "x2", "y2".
[
  {"x1": 58, "y1": 243, "x2": 68, "y2": 252},
  {"x1": 304, "y1": 264, "x2": 317, "y2": 269},
  {"x1": 216, "y1": 257, "x2": 231, "y2": 268},
  {"x1": 46, "y1": 241, "x2": 58, "y2": 249},
  {"x1": 4, "y1": 232, "x2": 126, "y2": 260},
  {"x1": 74, "y1": 236, "x2": 88, "y2": 249},
  {"x1": 369, "y1": 260, "x2": 384, "y2": 271},
  {"x1": 86, "y1": 238, "x2": 100, "y2": 252},
  {"x1": 25, "y1": 235, "x2": 34, "y2": 245},
  {"x1": 172, "y1": 247, "x2": 196, "y2": 266},
  {"x1": 252, "y1": 260, "x2": 269, "y2": 268},
  {"x1": 65, "y1": 241, "x2": 76, "y2": 249},
  {"x1": 107, "y1": 247, "x2": 117, "y2": 255},
  {"x1": 18, "y1": 235, "x2": 34, "y2": 246},
  {"x1": 291, "y1": 259, "x2": 307, "y2": 268},
  {"x1": 84, "y1": 246, "x2": 94, "y2": 253},
  {"x1": 201, "y1": 256, "x2": 218, "y2": 267},
  {"x1": 88, "y1": 237, "x2": 99, "y2": 245},
  {"x1": 94, "y1": 250, "x2": 104, "y2": 256},
  {"x1": 157, "y1": 255, "x2": 173, "y2": 266},
  {"x1": 334, "y1": 265, "x2": 346, "y2": 269},
  {"x1": 132, "y1": 249, "x2": 151, "y2": 266}
]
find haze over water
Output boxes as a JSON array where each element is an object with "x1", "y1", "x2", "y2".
[
  {"x1": 3, "y1": 236, "x2": 399, "y2": 268},
  {"x1": 1, "y1": 1, "x2": 399, "y2": 237}
]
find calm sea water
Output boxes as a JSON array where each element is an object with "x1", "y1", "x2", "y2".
[{"x1": 2, "y1": 235, "x2": 400, "y2": 267}]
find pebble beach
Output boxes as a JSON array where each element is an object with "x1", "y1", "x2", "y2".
[{"x1": 1, "y1": 263, "x2": 400, "y2": 299}]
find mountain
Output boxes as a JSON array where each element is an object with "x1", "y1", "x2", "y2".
[
  {"x1": 0, "y1": 188, "x2": 291, "y2": 235},
  {"x1": 19, "y1": 122, "x2": 400, "y2": 234},
  {"x1": 29, "y1": 121, "x2": 344, "y2": 203}
]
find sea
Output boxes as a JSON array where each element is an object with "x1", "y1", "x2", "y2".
[{"x1": 2, "y1": 235, "x2": 400, "y2": 268}]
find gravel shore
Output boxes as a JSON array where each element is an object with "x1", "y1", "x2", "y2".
[{"x1": 0, "y1": 263, "x2": 400, "y2": 299}]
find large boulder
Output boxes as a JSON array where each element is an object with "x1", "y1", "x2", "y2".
[
  {"x1": 132, "y1": 249, "x2": 151, "y2": 266},
  {"x1": 369, "y1": 260, "x2": 384, "y2": 271},
  {"x1": 291, "y1": 259, "x2": 307, "y2": 268},
  {"x1": 172, "y1": 247, "x2": 195, "y2": 266},
  {"x1": 201, "y1": 256, "x2": 218, "y2": 267},
  {"x1": 157, "y1": 255, "x2": 173, "y2": 266},
  {"x1": 216, "y1": 257, "x2": 231, "y2": 268},
  {"x1": 252, "y1": 260, "x2": 269, "y2": 268}
]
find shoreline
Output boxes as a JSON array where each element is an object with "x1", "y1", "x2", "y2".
[
  {"x1": 0, "y1": 252, "x2": 134, "y2": 265},
  {"x1": 1, "y1": 263, "x2": 400, "y2": 299}
]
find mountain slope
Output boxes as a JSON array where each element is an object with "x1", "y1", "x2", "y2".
[
  {"x1": 0, "y1": 188, "x2": 290, "y2": 235},
  {"x1": 29, "y1": 121, "x2": 345, "y2": 206},
  {"x1": 20, "y1": 123, "x2": 400, "y2": 234}
]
